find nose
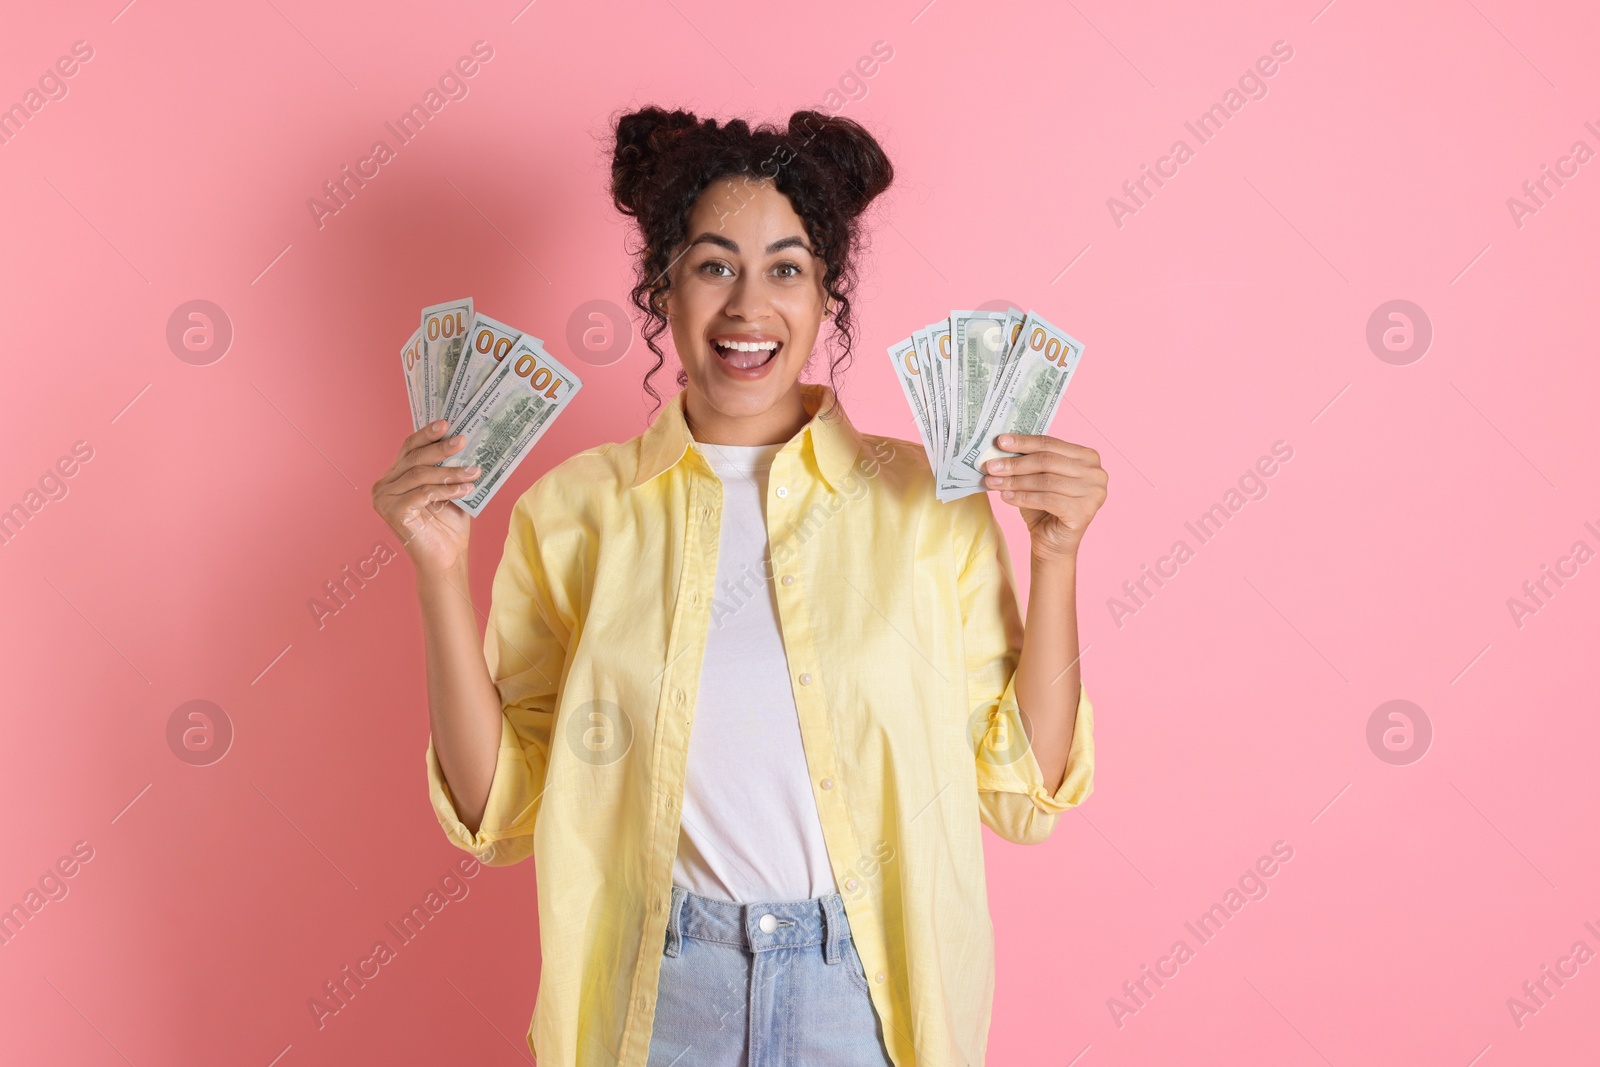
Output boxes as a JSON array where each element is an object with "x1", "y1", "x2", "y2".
[{"x1": 721, "y1": 271, "x2": 772, "y2": 322}]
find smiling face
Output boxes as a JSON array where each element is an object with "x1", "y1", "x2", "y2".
[{"x1": 661, "y1": 175, "x2": 830, "y2": 442}]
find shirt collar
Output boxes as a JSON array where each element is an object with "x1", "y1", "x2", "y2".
[{"x1": 629, "y1": 382, "x2": 863, "y2": 493}]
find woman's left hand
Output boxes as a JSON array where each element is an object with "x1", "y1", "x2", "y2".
[{"x1": 982, "y1": 433, "x2": 1108, "y2": 563}]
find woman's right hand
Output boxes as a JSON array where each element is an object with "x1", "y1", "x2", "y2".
[{"x1": 372, "y1": 420, "x2": 480, "y2": 577}]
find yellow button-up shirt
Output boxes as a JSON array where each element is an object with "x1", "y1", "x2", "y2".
[{"x1": 425, "y1": 381, "x2": 1095, "y2": 1066}]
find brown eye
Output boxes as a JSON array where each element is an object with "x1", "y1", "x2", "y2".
[{"x1": 773, "y1": 262, "x2": 802, "y2": 279}]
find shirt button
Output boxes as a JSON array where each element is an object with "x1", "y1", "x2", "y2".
[
  {"x1": 759, "y1": 913, "x2": 779, "y2": 933},
  {"x1": 775, "y1": 486, "x2": 788, "y2": 498},
  {"x1": 781, "y1": 574, "x2": 795, "y2": 586},
  {"x1": 845, "y1": 877, "x2": 859, "y2": 891},
  {"x1": 820, "y1": 777, "x2": 834, "y2": 790},
  {"x1": 799, "y1": 672, "x2": 812, "y2": 685},
  {"x1": 875, "y1": 971, "x2": 886, "y2": 983}
]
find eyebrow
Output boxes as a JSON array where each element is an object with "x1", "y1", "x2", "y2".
[{"x1": 687, "y1": 232, "x2": 813, "y2": 256}]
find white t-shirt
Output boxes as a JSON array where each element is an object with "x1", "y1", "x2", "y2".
[{"x1": 671, "y1": 439, "x2": 839, "y2": 903}]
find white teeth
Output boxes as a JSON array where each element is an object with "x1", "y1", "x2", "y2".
[{"x1": 714, "y1": 340, "x2": 779, "y2": 352}]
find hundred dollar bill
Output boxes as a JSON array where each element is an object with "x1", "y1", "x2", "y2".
[
  {"x1": 907, "y1": 329, "x2": 935, "y2": 460},
  {"x1": 401, "y1": 327, "x2": 426, "y2": 431},
  {"x1": 941, "y1": 310, "x2": 1013, "y2": 492},
  {"x1": 440, "y1": 336, "x2": 583, "y2": 517},
  {"x1": 887, "y1": 335, "x2": 940, "y2": 474},
  {"x1": 420, "y1": 298, "x2": 474, "y2": 427},
  {"x1": 442, "y1": 313, "x2": 529, "y2": 427},
  {"x1": 909, "y1": 329, "x2": 937, "y2": 460},
  {"x1": 936, "y1": 481, "x2": 987, "y2": 503},
  {"x1": 931, "y1": 315, "x2": 984, "y2": 502},
  {"x1": 936, "y1": 315, "x2": 980, "y2": 496},
  {"x1": 923, "y1": 320, "x2": 953, "y2": 481},
  {"x1": 999, "y1": 305, "x2": 1026, "y2": 378},
  {"x1": 960, "y1": 310, "x2": 1084, "y2": 482}
]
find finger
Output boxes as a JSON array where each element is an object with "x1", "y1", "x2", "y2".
[
  {"x1": 377, "y1": 423, "x2": 461, "y2": 493},
  {"x1": 985, "y1": 454, "x2": 1107, "y2": 486},
  {"x1": 398, "y1": 419, "x2": 454, "y2": 460},
  {"x1": 983, "y1": 470, "x2": 1099, "y2": 496},
  {"x1": 396, "y1": 480, "x2": 474, "y2": 513},
  {"x1": 388, "y1": 462, "x2": 480, "y2": 498},
  {"x1": 993, "y1": 433, "x2": 1099, "y2": 465},
  {"x1": 375, "y1": 444, "x2": 465, "y2": 500},
  {"x1": 404, "y1": 432, "x2": 472, "y2": 470},
  {"x1": 997, "y1": 485, "x2": 1077, "y2": 511},
  {"x1": 982, "y1": 449, "x2": 1092, "y2": 476}
]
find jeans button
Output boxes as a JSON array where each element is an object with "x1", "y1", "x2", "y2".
[{"x1": 759, "y1": 913, "x2": 778, "y2": 933}]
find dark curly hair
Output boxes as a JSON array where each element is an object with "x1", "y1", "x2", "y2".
[{"x1": 609, "y1": 106, "x2": 894, "y2": 418}]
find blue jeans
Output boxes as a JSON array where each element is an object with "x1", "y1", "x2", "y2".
[{"x1": 647, "y1": 884, "x2": 895, "y2": 1066}]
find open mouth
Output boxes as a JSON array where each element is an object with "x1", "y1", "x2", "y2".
[{"x1": 711, "y1": 338, "x2": 782, "y2": 370}]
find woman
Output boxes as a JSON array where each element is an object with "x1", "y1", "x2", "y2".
[{"x1": 372, "y1": 107, "x2": 1106, "y2": 1067}]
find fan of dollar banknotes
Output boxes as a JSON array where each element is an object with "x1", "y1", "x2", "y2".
[
  {"x1": 887, "y1": 308, "x2": 1084, "y2": 502},
  {"x1": 400, "y1": 299, "x2": 584, "y2": 516}
]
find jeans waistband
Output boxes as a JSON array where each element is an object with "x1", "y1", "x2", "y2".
[{"x1": 665, "y1": 885, "x2": 853, "y2": 964}]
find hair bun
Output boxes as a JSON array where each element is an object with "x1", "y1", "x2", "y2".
[
  {"x1": 786, "y1": 110, "x2": 894, "y2": 217},
  {"x1": 611, "y1": 106, "x2": 702, "y2": 218}
]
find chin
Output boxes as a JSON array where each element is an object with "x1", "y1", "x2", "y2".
[
  {"x1": 693, "y1": 360, "x2": 799, "y2": 406},
  {"x1": 704, "y1": 376, "x2": 787, "y2": 408}
]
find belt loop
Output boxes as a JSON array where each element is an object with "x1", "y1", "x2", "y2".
[
  {"x1": 664, "y1": 886, "x2": 686, "y2": 958},
  {"x1": 822, "y1": 894, "x2": 845, "y2": 964}
]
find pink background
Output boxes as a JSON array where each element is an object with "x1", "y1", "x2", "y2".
[{"x1": 3, "y1": 0, "x2": 1597, "y2": 1063}]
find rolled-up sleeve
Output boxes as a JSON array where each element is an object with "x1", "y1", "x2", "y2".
[
  {"x1": 426, "y1": 486, "x2": 570, "y2": 866},
  {"x1": 955, "y1": 491, "x2": 1096, "y2": 846}
]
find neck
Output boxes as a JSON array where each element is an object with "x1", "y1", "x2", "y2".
[{"x1": 683, "y1": 384, "x2": 813, "y2": 446}]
